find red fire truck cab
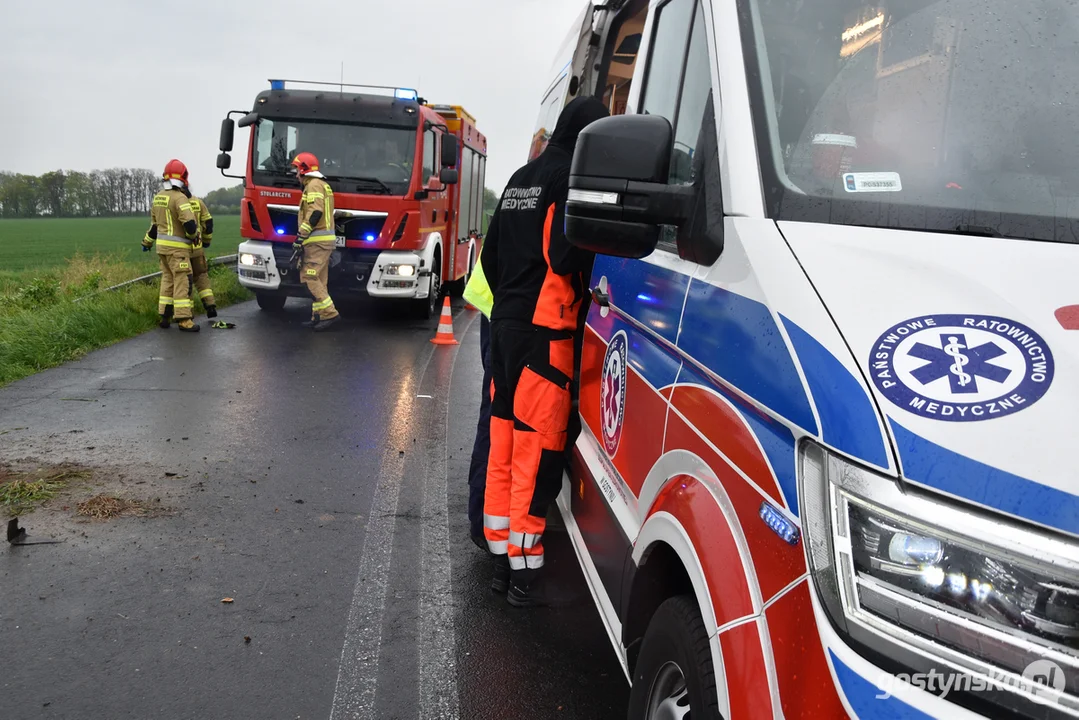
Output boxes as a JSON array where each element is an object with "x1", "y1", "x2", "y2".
[{"x1": 217, "y1": 80, "x2": 488, "y2": 319}]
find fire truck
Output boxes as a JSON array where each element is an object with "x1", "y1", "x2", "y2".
[{"x1": 216, "y1": 80, "x2": 488, "y2": 319}]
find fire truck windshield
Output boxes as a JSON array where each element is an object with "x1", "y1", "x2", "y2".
[{"x1": 252, "y1": 118, "x2": 417, "y2": 195}]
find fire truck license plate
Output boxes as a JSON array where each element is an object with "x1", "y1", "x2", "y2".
[{"x1": 335, "y1": 236, "x2": 346, "y2": 248}]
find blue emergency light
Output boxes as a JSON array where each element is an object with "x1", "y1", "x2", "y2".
[
  {"x1": 395, "y1": 88, "x2": 419, "y2": 101},
  {"x1": 759, "y1": 502, "x2": 800, "y2": 546},
  {"x1": 269, "y1": 79, "x2": 285, "y2": 90},
  {"x1": 276, "y1": 228, "x2": 285, "y2": 235},
  {"x1": 365, "y1": 234, "x2": 376, "y2": 242}
]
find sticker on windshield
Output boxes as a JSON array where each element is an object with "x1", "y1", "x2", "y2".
[
  {"x1": 843, "y1": 172, "x2": 902, "y2": 193},
  {"x1": 869, "y1": 314, "x2": 1054, "y2": 422},
  {"x1": 600, "y1": 331, "x2": 628, "y2": 456},
  {"x1": 813, "y1": 133, "x2": 858, "y2": 148}
]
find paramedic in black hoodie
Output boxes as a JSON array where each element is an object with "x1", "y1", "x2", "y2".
[{"x1": 480, "y1": 96, "x2": 609, "y2": 607}]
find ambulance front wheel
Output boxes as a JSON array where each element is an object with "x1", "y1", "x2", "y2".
[
  {"x1": 627, "y1": 595, "x2": 721, "y2": 720},
  {"x1": 256, "y1": 292, "x2": 286, "y2": 312}
]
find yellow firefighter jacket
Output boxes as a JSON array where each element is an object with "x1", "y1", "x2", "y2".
[{"x1": 298, "y1": 176, "x2": 335, "y2": 244}]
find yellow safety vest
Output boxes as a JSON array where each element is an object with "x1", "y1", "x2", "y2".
[{"x1": 463, "y1": 254, "x2": 494, "y2": 319}]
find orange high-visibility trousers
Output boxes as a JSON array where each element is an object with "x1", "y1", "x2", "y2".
[{"x1": 483, "y1": 321, "x2": 576, "y2": 582}]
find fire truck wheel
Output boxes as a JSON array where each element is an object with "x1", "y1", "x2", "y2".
[
  {"x1": 627, "y1": 595, "x2": 721, "y2": 720},
  {"x1": 414, "y1": 262, "x2": 441, "y2": 320},
  {"x1": 256, "y1": 293, "x2": 287, "y2": 312}
]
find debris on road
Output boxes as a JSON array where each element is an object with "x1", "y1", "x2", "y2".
[
  {"x1": 76, "y1": 495, "x2": 148, "y2": 520},
  {"x1": 221, "y1": 597, "x2": 234, "y2": 604}
]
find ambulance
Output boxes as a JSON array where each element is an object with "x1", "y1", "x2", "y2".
[{"x1": 543, "y1": 0, "x2": 1079, "y2": 717}]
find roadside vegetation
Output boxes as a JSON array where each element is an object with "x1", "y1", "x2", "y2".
[{"x1": 0, "y1": 215, "x2": 251, "y2": 386}]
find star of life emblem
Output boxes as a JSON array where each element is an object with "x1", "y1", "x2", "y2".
[
  {"x1": 869, "y1": 314, "x2": 1054, "y2": 422},
  {"x1": 600, "y1": 331, "x2": 628, "y2": 455}
]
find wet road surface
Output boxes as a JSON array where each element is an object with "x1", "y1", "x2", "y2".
[{"x1": 0, "y1": 298, "x2": 628, "y2": 719}]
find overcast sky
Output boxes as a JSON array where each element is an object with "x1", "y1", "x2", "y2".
[{"x1": 1, "y1": 0, "x2": 590, "y2": 196}]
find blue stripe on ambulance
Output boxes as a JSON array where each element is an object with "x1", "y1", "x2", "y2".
[
  {"x1": 596, "y1": 255, "x2": 689, "y2": 344},
  {"x1": 890, "y1": 420, "x2": 1079, "y2": 537},
  {"x1": 678, "y1": 278, "x2": 818, "y2": 434},
  {"x1": 782, "y1": 316, "x2": 890, "y2": 469},
  {"x1": 829, "y1": 650, "x2": 933, "y2": 719}
]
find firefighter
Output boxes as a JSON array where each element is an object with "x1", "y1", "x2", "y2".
[
  {"x1": 481, "y1": 97, "x2": 609, "y2": 607},
  {"x1": 291, "y1": 152, "x2": 341, "y2": 331},
  {"x1": 187, "y1": 195, "x2": 217, "y2": 318},
  {"x1": 141, "y1": 159, "x2": 200, "y2": 332}
]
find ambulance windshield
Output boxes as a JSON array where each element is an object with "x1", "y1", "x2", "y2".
[
  {"x1": 743, "y1": 0, "x2": 1079, "y2": 243},
  {"x1": 253, "y1": 118, "x2": 417, "y2": 195}
]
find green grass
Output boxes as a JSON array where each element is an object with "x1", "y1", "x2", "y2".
[
  {"x1": 0, "y1": 256, "x2": 251, "y2": 387},
  {"x1": 0, "y1": 215, "x2": 242, "y2": 272}
]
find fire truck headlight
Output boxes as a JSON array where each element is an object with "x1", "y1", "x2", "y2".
[
  {"x1": 385, "y1": 264, "x2": 416, "y2": 277},
  {"x1": 239, "y1": 253, "x2": 264, "y2": 267},
  {"x1": 800, "y1": 441, "x2": 1079, "y2": 706}
]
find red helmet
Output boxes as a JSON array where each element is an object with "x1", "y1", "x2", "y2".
[
  {"x1": 162, "y1": 159, "x2": 189, "y2": 186},
  {"x1": 291, "y1": 152, "x2": 320, "y2": 178}
]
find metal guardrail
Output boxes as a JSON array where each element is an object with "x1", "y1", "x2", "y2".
[{"x1": 75, "y1": 254, "x2": 238, "y2": 303}]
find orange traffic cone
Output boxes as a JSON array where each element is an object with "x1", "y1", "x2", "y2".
[{"x1": 430, "y1": 297, "x2": 458, "y2": 345}]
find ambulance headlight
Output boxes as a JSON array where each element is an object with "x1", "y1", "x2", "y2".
[
  {"x1": 239, "y1": 253, "x2": 264, "y2": 267},
  {"x1": 801, "y1": 442, "x2": 1079, "y2": 708},
  {"x1": 384, "y1": 263, "x2": 415, "y2": 277}
]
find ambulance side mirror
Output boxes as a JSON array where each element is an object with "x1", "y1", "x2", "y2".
[
  {"x1": 566, "y1": 115, "x2": 693, "y2": 259},
  {"x1": 441, "y1": 135, "x2": 459, "y2": 169}
]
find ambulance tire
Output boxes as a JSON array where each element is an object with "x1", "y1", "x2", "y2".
[
  {"x1": 256, "y1": 293, "x2": 286, "y2": 312},
  {"x1": 627, "y1": 595, "x2": 721, "y2": 720}
]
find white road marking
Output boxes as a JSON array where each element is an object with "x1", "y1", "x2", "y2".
[{"x1": 417, "y1": 311, "x2": 476, "y2": 719}]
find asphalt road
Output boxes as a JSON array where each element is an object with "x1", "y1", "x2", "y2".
[{"x1": 0, "y1": 297, "x2": 628, "y2": 720}]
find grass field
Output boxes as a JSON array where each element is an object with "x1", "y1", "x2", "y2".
[
  {"x1": 0, "y1": 216, "x2": 250, "y2": 387},
  {"x1": 0, "y1": 215, "x2": 242, "y2": 272}
]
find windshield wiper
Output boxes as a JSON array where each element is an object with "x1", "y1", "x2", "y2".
[
  {"x1": 326, "y1": 176, "x2": 394, "y2": 195},
  {"x1": 951, "y1": 224, "x2": 1005, "y2": 238}
]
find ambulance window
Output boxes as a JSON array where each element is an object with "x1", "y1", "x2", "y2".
[
  {"x1": 640, "y1": 0, "x2": 696, "y2": 123},
  {"x1": 669, "y1": 2, "x2": 710, "y2": 185},
  {"x1": 423, "y1": 129, "x2": 437, "y2": 180}
]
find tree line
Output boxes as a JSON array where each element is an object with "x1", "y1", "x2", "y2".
[
  {"x1": 0, "y1": 170, "x2": 243, "y2": 219},
  {"x1": 0, "y1": 169, "x2": 499, "y2": 221}
]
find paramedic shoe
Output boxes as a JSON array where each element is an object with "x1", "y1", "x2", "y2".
[
  {"x1": 507, "y1": 576, "x2": 578, "y2": 609},
  {"x1": 470, "y1": 534, "x2": 487, "y2": 552},
  {"x1": 158, "y1": 314, "x2": 171, "y2": 329},
  {"x1": 205, "y1": 305, "x2": 218, "y2": 319},
  {"x1": 301, "y1": 314, "x2": 321, "y2": 328},
  {"x1": 313, "y1": 315, "x2": 341, "y2": 332},
  {"x1": 177, "y1": 320, "x2": 201, "y2": 333},
  {"x1": 491, "y1": 555, "x2": 510, "y2": 594}
]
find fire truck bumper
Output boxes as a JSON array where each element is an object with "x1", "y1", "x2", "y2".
[
  {"x1": 366, "y1": 250, "x2": 429, "y2": 300},
  {"x1": 235, "y1": 241, "x2": 283, "y2": 291}
]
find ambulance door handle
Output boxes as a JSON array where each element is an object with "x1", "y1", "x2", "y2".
[{"x1": 591, "y1": 287, "x2": 609, "y2": 308}]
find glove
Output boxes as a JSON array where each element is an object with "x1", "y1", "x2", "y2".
[
  {"x1": 293, "y1": 240, "x2": 304, "y2": 252},
  {"x1": 202, "y1": 237, "x2": 212, "y2": 249},
  {"x1": 141, "y1": 236, "x2": 153, "y2": 252}
]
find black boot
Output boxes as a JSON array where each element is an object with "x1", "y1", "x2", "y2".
[
  {"x1": 301, "y1": 314, "x2": 320, "y2": 328},
  {"x1": 313, "y1": 315, "x2": 341, "y2": 332},
  {"x1": 159, "y1": 306, "x2": 174, "y2": 329},
  {"x1": 491, "y1": 555, "x2": 510, "y2": 594},
  {"x1": 205, "y1": 305, "x2": 218, "y2": 319},
  {"x1": 507, "y1": 574, "x2": 577, "y2": 608}
]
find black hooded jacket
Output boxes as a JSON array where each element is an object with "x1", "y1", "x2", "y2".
[{"x1": 481, "y1": 96, "x2": 609, "y2": 330}]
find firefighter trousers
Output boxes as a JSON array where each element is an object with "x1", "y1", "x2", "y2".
[
  {"x1": 158, "y1": 248, "x2": 193, "y2": 320},
  {"x1": 190, "y1": 247, "x2": 215, "y2": 308},
  {"x1": 484, "y1": 320, "x2": 576, "y2": 583},
  {"x1": 300, "y1": 240, "x2": 339, "y2": 320}
]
